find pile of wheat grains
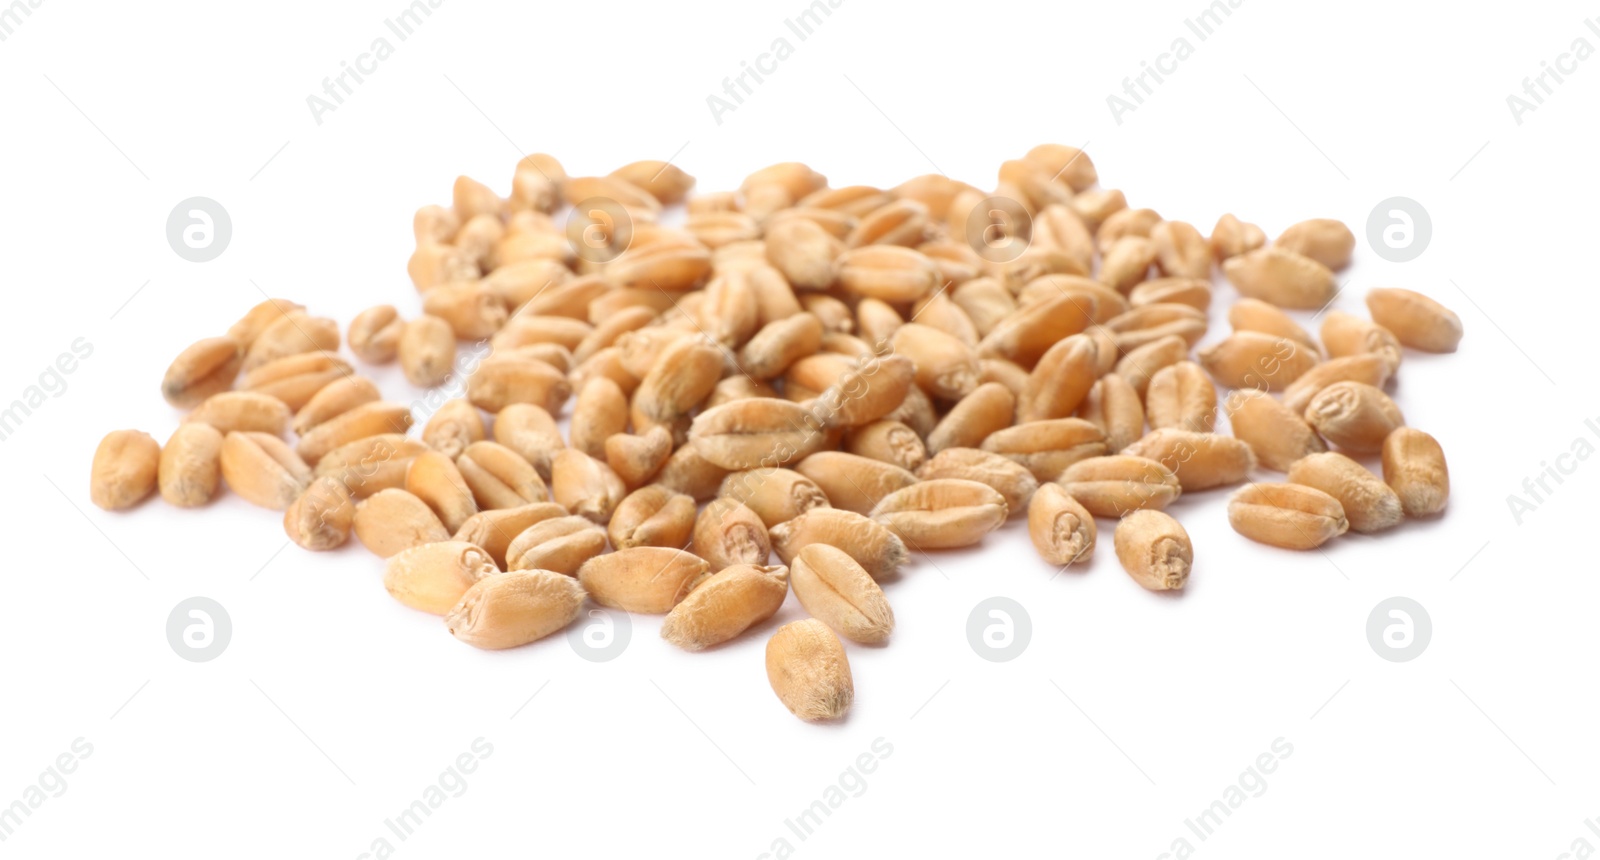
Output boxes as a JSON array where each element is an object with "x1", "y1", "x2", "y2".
[{"x1": 90, "y1": 147, "x2": 1458, "y2": 721}]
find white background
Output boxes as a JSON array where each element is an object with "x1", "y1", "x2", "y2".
[{"x1": 1, "y1": 0, "x2": 1596, "y2": 857}]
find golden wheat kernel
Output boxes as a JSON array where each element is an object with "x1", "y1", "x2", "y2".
[
  {"x1": 718, "y1": 467, "x2": 831, "y2": 528},
  {"x1": 869, "y1": 479, "x2": 1008, "y2": 549},
  {"x1": 1018, "y1": 333, "x2": 1101, "y2": 422},
  {"x1": 241, "y1": 352, "x2": 351, "y2": 413},
  {"x1": 408, "y1": 242, "x2": 478, "y2": 292},
  {"x1": 386, "y1": 540, "x2": 499, "y2": 615},
  {"x1": 220, "y1": 431, "x2": 311, "y2": 511},
  {"x1": 493, "y1": 402, "x2": 565, "y2": 479},
  {"x1": 550, "y1": 448, "x2": 627, "y2": 524},
  {"x1": 844, "y1": 420, "x2": 927, "y2": 471},
  {"x1": 242, "y1": 313, "x2": 341, "y2": 372},
  {"x1": 1227, "y1": 483, "x2": 1348, "y2": 550},
  {"x1": 1281, "y1": 353, "x2": 1394, "y2": 415},
  {"x1": 918, "y1": 447, "x2": 1038, "y2": 515},
  {"x1": 184, "y1": 390, "x2": 292, "y2": 437},
  {"x1": 1365, "y1": 288, "x2": 1464, "y2": 353},
  {"x1": 505, "y1": 515, "x2": 608, "y2": 576},
  {"x1": 577, "y1": 547, "x2": 709, "y2": 613},
  {"x1": 978, "y1": 292, "x2": 1097, "y2": 369},
  {"x1": 1122, "y1": 429, "x2": 1258, "y2": 492},
  {"x1": 422, "y1": 281, "x2": 508, "y2": 340},
  {"x1": 399, "y1": 315, "x2": 457, "y2": 388},
  {"x1": 766, "y1": 619, "x2": 853, "y2": 722},
  {"x1": 1028, "y1": 482, "x2": 1096, "y2": 566},
  {"x1": 158, "y1": 423, "x2": 224, "y2": 508},
  {"x1": 1209, "y1": 213, "x2": 1266, "y2": 261},
  {"x1": 1287, "y1": 452, "x2": 1403, "y2": 533},
  {"x1": 1114, "y1": 510, "x2": 1192, "y2": 592},
  {"x1": 1097, "y1": 207, "x2": 1163, "y2": 250},
  {"x1": 608, "y1": 485, "x2": 696, "y2": 550},
  {"x1": 284, "y1": 475, "x2": 355, "y2": 551},
  {"x1": 927, "y1": 383, "x2": 1015, "y2": 454},
  {"x1": 661, "y1": 563, "x2": 789, "y2": 652},
  {"x1": 161, "y1": 337, "x2": 243, "y2": 409},
  {"x1": 1381, "y1": 428, "x2": 1449, "y2": 517},
  {"x1": 1144, "y1": 361, "x2": 1218, "y2": 433},
  {"x1": 1198, "y1": 331, "x2": 1321, "y2": 392},
  {"x1": 313, "y1": 434, "x2": 429, "y2": 499},
  {"x1": 764, "y1": 217, "x2": 844, "y2": 291},
  {"x1": 294, "y1": 376, "x2": 382, "y2": 437},
  {"x1": 1275, "y1": 218, "x2": 1356, "y2": 271},
  {"x1": 1320, "y1": 310, "x2": 1402, "y2": 374},
  {"x1": 296, "y1": 401, "x2": 414, "y2": 466},
  {"x1": 90, "y1": 429, "x2": 161, "y2": 511},
  {"x1": 1224, "y1": 389, "x2": 1326, "y2": 472},
  {"x1": 404, "y1": 450, "x2": 480, "y2": 533},
  {"x1": 1114, "y1": 334, "x2": 1189, "y2": 398},
  {"x1": 689, "y1": 397, "x2": 827, "y2": 470},
  {"x1": 1078, "y1": 375, "x2": 1145, "y2": 454},
  {"x1": 794, "y1": 451, "x2": 918, "y2": 516},
  {"x1": 1129, "y1": 277, "x2": 1212, "y2": 311},
  {"x1": 445, "y1": 569, "x2": 587, "y2": 650},
  {"x1": 1303, "y1": 381, "x2": 1404, "y2": 454},
  {"x1": 692, "y1": 497, "x2": 772, "y2": 571},
  {"x1": 353, "y1": 489, "x2": 450, "y2": 558},
  {"x1": 1222, "y1": 248, "x2": 1336, "y2": 309},
  {"x1": 836, "y1": 245, "x2": 941, "y2": 303},
  {"x1": 1055, "y1": 455, "x2": 1182, "y2": 518},
  {"x1": 453, "y1": 501, "x2": 569, "y2": 569},
  {"x1": 1229, "y1": 298, "x2": 1319, "y2": 351},
  {"x1": 568, "y1": 377, "x2": 627, "y2": 459},
  {"x1": 790, "y1": 544, "x2": 894, "y2": 645},
  {"x1": 980, "y1": 418, "x2": 1108, "y2": 482},
  {"x1": 227, "y1": 298, "x2": 304, "y2": 350},
  {"x1": 466, "y1": 354, "x2": 571, "y2": 415}
]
